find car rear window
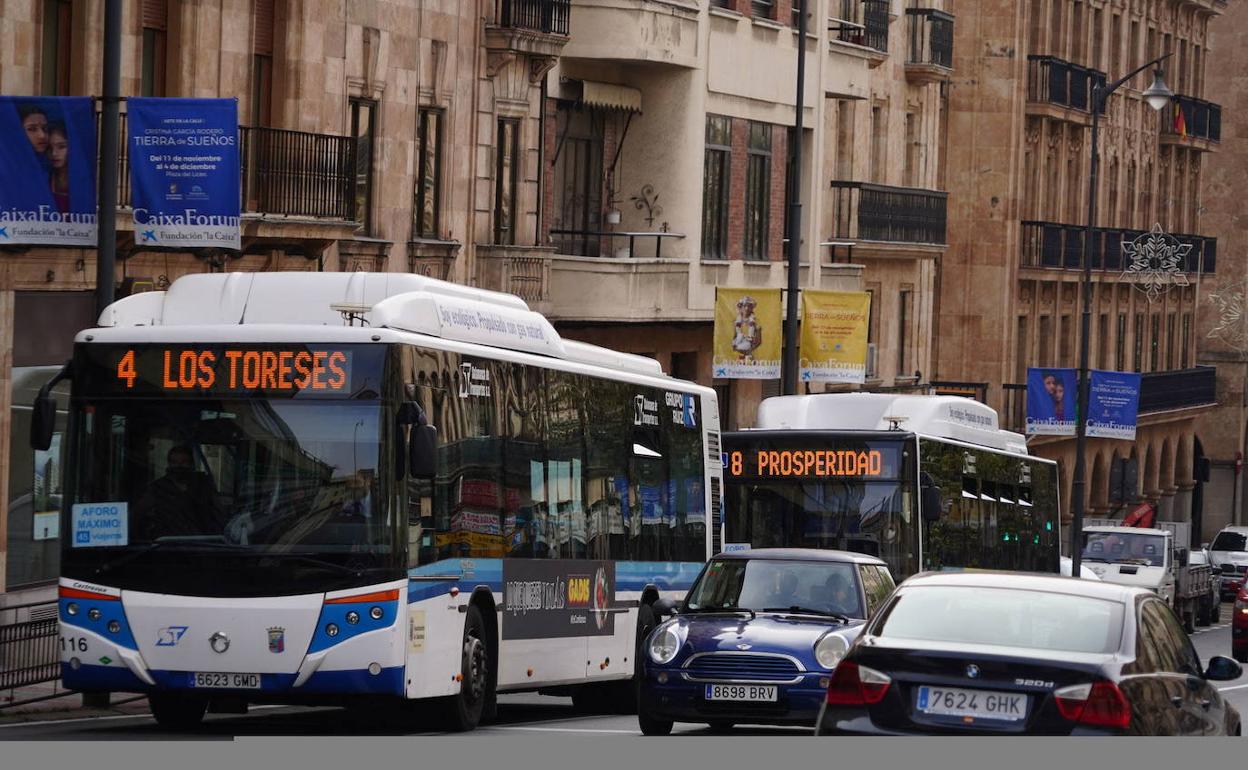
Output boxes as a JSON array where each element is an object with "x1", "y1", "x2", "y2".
[
  {"x1": 875, "y1": 586, "x2": 1124, "y2": 654},
  {"x1": 1211, "y1": 532, "x2": 1248, "y2": 552}
]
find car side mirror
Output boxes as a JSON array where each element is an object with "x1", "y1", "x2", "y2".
[
  {"x1": 1204, "y1": 656, "x2": 1243, "y2": 682},
  {"x1": 921, "y1": 483, "x2": 942, "y2": 523},
  {"x1": 408, "y1": 424, "x2": 437, "y2": 479},
  {"x1": 1176, "y1": 548, "x2": 1188, "y2": 567},
  {"x1": 652, "y1": 597, "x2": 679, "y2": 617}
]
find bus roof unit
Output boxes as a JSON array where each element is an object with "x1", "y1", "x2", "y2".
[
  {"x1": 755, "y1": 393, "x2": 1028, "y2": 454},
  {"x1": 91, "y1": 272, "x2": 665, "y2": 377}
]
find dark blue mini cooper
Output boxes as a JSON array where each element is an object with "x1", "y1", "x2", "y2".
[{"x1": 639, "y1": 548, "x2": 895, "y2": 734}]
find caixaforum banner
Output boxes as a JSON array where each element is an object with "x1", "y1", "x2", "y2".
[
  {"x1": 713, "y1": 287, "x2": 782, "y2": 379},
  {"x1": 0, "y1": 96, "x2": 97, "y2": 246}
]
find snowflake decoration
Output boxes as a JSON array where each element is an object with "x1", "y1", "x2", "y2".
[
  {"x1": 1119, "y1": 224, "x2": 1193, "y2": 303},
  {"x1": 1207, "y1": 279, "x2": 1248, "y2": 358}
]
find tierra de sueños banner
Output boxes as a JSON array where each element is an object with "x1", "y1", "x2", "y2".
[
  {"x1": 799, "y1": 290, "x2": 871, "y2": 384},
  {"x1": 0, "y1": 96, "x2": 97, "y2": 246},
  {"x1": 713, "y1": 287, "x2": 782, "y2": 379},
  {"x1": 128, "y1": 97, "x2": 240, "y2": 249}
]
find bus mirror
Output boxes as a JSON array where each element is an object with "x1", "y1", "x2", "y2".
[
  {"x1": 409, "y1": 424, "x2": 438, "y2": 479},
  {"x1": 921, "y1": 484, "x2": 942, "y2": 522},
  {"x1": 30, "y1": 360, "x2": 71, "y2": 451},
  {"x1": 30, "y1": 392, "x2": 56, "y2": 451}
]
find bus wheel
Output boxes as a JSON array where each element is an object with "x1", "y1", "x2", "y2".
[
  {"x1": 446, "y1": 604, "x2": 491, "y2": 732},
  {"x1": 148, "y1": 692, "x2": 207, "y2": 730}
]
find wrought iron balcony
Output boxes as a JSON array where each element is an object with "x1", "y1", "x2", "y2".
[
  {"x1": 905, "y1": 8, "x2": 954, "y2": 71},
  {"x1": 496, "y1": 0, "x2": 570, "y2": 36},
  {"x1": 832, "y1": 0, "x2": 889, "y2": 53},
  {"x1": 1160, "y1": 95, "x2": 1221, "y2": 144},
  {"x1": 1027, "y1": 55, "x2": 1106, "y2": 112},
  {"x1": 110, "y1": 114, "x2": 359, "y2": 221},
  {"x1": 829, "y1": 181, "x2": 948, "y2": 245},
  {"x1": 1020, "y1": 220, "x2": 1216, "y2": 274}
]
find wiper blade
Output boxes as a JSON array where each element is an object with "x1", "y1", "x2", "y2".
[
  {"x1": 264, "y1": 553, "x2": 371, "y2": 577},
  {"x1": 763, "y1": 606, "x2": 852, "y2": 623},
  {"x1": 684, "y1": 607, "x2": 757, "y2": 619},
  {"x1": 94, "y1": 538, "x2": 248, "y2": 575}
]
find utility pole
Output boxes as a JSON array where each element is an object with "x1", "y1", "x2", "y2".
[
  {"x1": 781, "y1": 0, "x2": 808, "y2": 395},
  {"x1": 95, "y1": 0, "x2": 122, "y2": 317}
]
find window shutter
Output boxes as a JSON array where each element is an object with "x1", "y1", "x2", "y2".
[
  {"x1": 253, "y1": 0, "x2": 274, "y2": 56},
  {"x1": 141, "y1": 0, "x2": 167, "y2": 30}
]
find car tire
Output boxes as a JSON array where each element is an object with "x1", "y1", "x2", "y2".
[
  {"x1": 1209, "y1": 600, "x2": 1220, "y2": 624},
  {"x1": 148, "y1": 692, "x2": 208, "y2": 730},
  {"x1": 609, "y1": 602, "x2": 659, "y2": 715},
  {"x1": 444, "y1": 604, "x2": 491, "y2": 732},
  {"x1": 1234, "y1": 649, "x2": 1248, "y2": 664},
  {"x1": 638, "y1": 710, "x2": 674, "y2": 736},
  {"x1": 1182, "y1": 607, "x2": 1195, "y2": 634},
  {"x1": 1197, "y1": 599, "x2": 1211, "y2": 627}
]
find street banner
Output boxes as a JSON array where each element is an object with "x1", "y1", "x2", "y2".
[
  {"x1": 713, "y1": 287, "x2": 781, "y2": 379},
  {"x1": 128, "y1": 97, "x2": 240, "y2": 249},
  {"x1": 799, "y1": 290, "x2": 871, "y2": 383},
  {"x1": 0, "y1": 96, "x2": 96, "y2": 246},
  {"x1": 1025, "y1": 367, "x2": 1078, "y2": 435},
  {"x1": 1087, "y1": 369, "x2": 1141, "y2": 440}
]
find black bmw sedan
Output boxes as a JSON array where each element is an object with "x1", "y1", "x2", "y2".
[{"x1": 814, "y1": 571, "x2": 1243, "y2": 736}]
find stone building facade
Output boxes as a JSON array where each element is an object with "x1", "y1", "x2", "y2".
[{"x1": 938, "y1": 0, "x2": 1226, "y2": 538}]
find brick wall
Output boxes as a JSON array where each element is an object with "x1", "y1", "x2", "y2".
[
  {"x1": 541, "y1": 97, "x2": 558, "y2": 248},
  {"x1": 769, "y1": 125, "x2": 788, "y2": 262},
  {"x1": 727, "y1": 118, "x2": 748, "y2": 260}
]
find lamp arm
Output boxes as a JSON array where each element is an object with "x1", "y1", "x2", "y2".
[{"x1": 1097, "y1": 52, "x2": 1175, "y2": 108}]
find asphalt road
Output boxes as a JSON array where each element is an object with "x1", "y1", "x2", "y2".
[{"x1": 2, "y1": 615, "x2": 1244, "y2": 739}]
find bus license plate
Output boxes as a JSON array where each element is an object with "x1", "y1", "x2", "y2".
[
  {"x1": 916, "y1": 686, "x2": 1026, "y2": 721},
  {"x1": 192, "y1": 672, "x2": 261, "y2": 689},
  {"x1": 704, "y1": 684, "x2": 777, "y2": 702}
]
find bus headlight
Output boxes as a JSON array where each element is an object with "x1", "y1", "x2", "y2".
[
  {"x1": 648, "y1": 622, "x2": 685, "y2": 665},
  {"x1": 814, "y1": 634, "x2": 849, "y2": 670}
]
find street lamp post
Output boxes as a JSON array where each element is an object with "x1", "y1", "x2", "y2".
[
  {"x1": 1070, "y1": 54, "x2": 1174, "y2": 578},
  {"x1": 782, "y1": 0, "x2": 808, "y2": 395}
]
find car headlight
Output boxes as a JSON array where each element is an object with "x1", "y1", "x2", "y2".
[
  {"x1": 814, "y1": 633, "x2": 849, "y2": 670},
  {"x1": 648, "y1": 622, "x2": 685, "y2": 665}
]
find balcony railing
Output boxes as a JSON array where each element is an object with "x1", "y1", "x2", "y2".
[
  {"x1": 1021, "y1": 220, "x2": 1217, "y2": 274},
  {"x1": 906, "y1": 8, "x2": 954, "y2": 69},
  {"x1": 1161, "y1": 95, "x2": 1221, "y2": 143},
  {"x1": 1027, "y1": 55, "x2": 1106, "y2": 112},
  {"x1": 1001, "y1": 367, "x2": 1216, "y2": 432},
  {"x1": 549, "y1": 228, "x2": 686, "y2": 259},
  {"x1": 497, "y1": 0, "x2": 570, "y2": 35},
  {"x1": 832, "y1": 0, "x2": 889, "y2": 53},
  {"x1": 829, "y1": 181, "x2": 948, "y2": 245},
  {"x1": 105, "y1": 113, "x2": 359, "y2": 221}
]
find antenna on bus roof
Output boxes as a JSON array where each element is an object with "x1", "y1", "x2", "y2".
[
  {"x1": 330, "y1": 301, "x2": 371, "y2": 327},
  {"x1": 883, "y1": 415, "x2": 907, "y2": 431}
]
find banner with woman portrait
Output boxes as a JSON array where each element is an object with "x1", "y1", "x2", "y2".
[
  {"x1": 713, "y1": 288, "x2": 782, "y2": 379},
  {"x1": 0, "y1": 96, "x2": 97, "y2": 246},
  {"x1": 1025, "y1": 368, "x2": 1078, "y2": 436}
]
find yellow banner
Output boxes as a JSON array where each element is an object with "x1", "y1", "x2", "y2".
[
  {"x1": 800, "y1": 290, "x2": 871, "y2": 384},
  {"x1": 712, "y1": 288, "x2": 782, "y2": 379}
]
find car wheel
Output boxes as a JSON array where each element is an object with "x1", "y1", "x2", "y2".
[
  {"x1": 638, "y1": 710, "x2": 674, "y2": 736},
  {"x1": 1209, "y1": 600, "x2": 1220, "y2": 624},
  {"x1": 1182, "y1": 608, "x2": 1195, "y2": 634},
  {"x1": 609, "y1": 602, "x2": 659, "y2": 714},
  {"x1": 444, "y1": 604, "x2": 491, "y2": 732},
  {"x1": 148, "y1": 692, "x2": 208, "y2": 730},
  {"x1": 1196, "y1": 600, "x2": 1211, "y2": 627},
  {"x1": 1234, "y1": 648, "x2": 1248, "y2": 664}
]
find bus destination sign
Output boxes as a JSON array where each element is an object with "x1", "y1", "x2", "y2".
[
  {"x1": 81, "y1": 344, "x2": 383, "y2": 398},
  {"x1": 725, "y1": 442, "x2": 903, "y2": 480}
]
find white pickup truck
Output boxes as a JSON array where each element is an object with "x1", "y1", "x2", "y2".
[{"x1": 1080, "y1": 519, "x2": 1216, "y2": 633}]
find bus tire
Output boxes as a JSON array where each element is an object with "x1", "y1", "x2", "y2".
[
  {"x1": 148, "y1": 692, "x2": 207, "y2": 731},
  {"x1": 446, "y1": 604, "x2": 491, "y2": 732}
]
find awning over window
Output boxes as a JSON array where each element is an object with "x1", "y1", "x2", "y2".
[{"x1": 580, "y1": 81, "x2": 642, "y2": 113}]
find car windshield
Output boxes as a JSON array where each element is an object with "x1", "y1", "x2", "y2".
[
  {"x1": 875, "y1": 586, "x2": 1124, "y2": 654},
  {"x1": 1081, "y1": 531, "x2": 1166, "y2": 567},
  {"x1": 685, "y1": 558, "x2": 863, "y2": 618},
  {"x1": 1211, "y1": 532, "x2": 1248, "y2": 552}
]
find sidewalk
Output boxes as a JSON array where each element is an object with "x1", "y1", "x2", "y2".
[{"x1": 0, "y1": 680, "x2": 149, "y2": 725}]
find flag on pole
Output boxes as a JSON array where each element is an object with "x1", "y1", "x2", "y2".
[{"x1": 1174, "y1": 102, "x2": 1187, "y2": 137}]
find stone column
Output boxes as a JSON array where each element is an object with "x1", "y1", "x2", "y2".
[{"x1": 1172, "y1": 482, "x2": 1195, "y2": 524}]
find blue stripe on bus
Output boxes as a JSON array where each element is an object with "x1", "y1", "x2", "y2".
[
  {"x1": 406, "y1": 560, "x2": 705, "y2": 604},
  {"x1": 62, "y1": 663, "x2": 405, "y2": 696}
]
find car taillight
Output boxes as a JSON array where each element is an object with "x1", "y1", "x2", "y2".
[
  {"x1": 825, "y1": 661, "x2": 892, "y2": 706},
  {"x1": 1053, "y1": 681, "x2": 1131, "y2": 730}
]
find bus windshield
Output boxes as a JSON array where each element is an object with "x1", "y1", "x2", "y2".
[{"x1": 64, "y1": 397, "x2": 400, "y2": 596}]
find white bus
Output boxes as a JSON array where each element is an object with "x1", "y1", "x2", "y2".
[
  {"x1": 34, "y1": 272, "x2": 722, "y2": 731},
  {"x1": 722, "y1": 394, "x2": 1061, "y2": 581}
]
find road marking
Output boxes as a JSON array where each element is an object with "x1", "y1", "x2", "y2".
[
  {"x1": 1218, "y1": 683, "x2": 1248, "y2": 692},
  {"x1": 0, "y1": 703, "x2": 286, "y2": 729},
  {"x1": 490, "y1": 726, "x2": 640, "y2": 735}
]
